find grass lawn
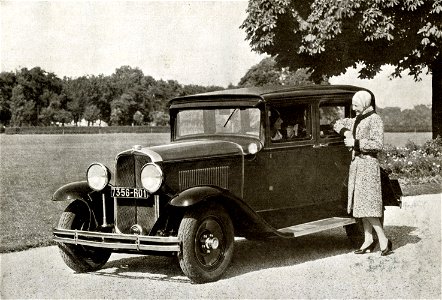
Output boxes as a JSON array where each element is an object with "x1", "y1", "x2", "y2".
[
  {"x1": 0, "y1": 133, "x2": 440, "y2": 253},
  {"x1": 0, "y1": 133, "x2": 170, "y2": 252}
]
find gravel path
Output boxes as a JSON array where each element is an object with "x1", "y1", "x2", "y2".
[{"x1": 1, "y1": 194, "x2": 440, "y2": 299}]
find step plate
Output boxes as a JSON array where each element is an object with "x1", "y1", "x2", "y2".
[{"x1": 278, "y1": 217, "x2": 356, "y2": 237}]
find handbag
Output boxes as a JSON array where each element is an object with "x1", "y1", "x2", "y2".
[{"x1": 380, "y1": 167, "x2": 402, "y2": 207}]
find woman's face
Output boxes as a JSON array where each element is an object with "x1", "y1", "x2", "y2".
[{"x1": 352, "y1": 102, "x2": 364, "y2": 115}]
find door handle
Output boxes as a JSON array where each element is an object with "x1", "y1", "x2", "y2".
[{"x1": 313, "y1": 143, "x2": 329, "y2": 148}]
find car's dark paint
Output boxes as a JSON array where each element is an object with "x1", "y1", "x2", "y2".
[
  {"x1": 52, "y1": 181, "x2": 94, "y2": 202},
  {"x1": 168, "y1": 185, "x2": 291, "y2": 239},
  {"x1": 169, "y1": 186, "x2": 225, "y2": 207},
  {"x1": 170, "y1": 85, "x2": 375, "y2": 107},
  {"x1": 149, "y1": 140, "x2": 245, "y2": 162},
  {"x1": 161, "y1": 156, "x2": 243, "y2": 199}
]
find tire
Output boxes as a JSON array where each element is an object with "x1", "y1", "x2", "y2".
[
  {"x1": 344, "y1": 219, "x2": 364, "y2": 248},
  {"x1": 178, "y1": 203, "x2": 234, "y2": 283},
  {"x1": 57, "y1": 201, "x2": 111, "y2": 273}
]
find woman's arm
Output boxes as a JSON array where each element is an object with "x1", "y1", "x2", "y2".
[
  {"x1": 354, "y1": 115, "x2": 384, "y2": 152},
  {"x1": 333, "y1": 118, "x2": 354, "y2": 138}
]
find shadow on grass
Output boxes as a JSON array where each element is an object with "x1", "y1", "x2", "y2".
[{"x1": 91, "y1": 225, "x2": 419, "y2": 283}]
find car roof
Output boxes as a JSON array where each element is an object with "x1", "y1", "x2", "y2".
[{"x1": 169, "y1": 85, "x2": 373, "y2": 108}]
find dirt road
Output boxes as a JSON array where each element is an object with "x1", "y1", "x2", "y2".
[{"x1": 1, "y1": 194, "x2": 440, "y2": 299}]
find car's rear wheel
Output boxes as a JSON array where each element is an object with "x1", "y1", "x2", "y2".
[
  {"x1": 57, "y1": 201, "x2": 111, "y2": 273},
  {"x1": 178, "y1": 203, "x2": 234, "y2": 283},
  {"x1": 344, "y1": 219, "x2": 364, "y2": 248}
]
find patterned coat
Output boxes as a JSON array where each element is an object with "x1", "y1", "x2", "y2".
[{"x1": 333, "y1": 108, "x2": 384, "y2": 218}]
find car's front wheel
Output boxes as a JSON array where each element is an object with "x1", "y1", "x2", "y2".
[
  {"x1": 57, "y1": 200, "x2": 111, "y2": 273},
  {"x1": 178, "y1": 203, "x2": 234, "y2": 283}
]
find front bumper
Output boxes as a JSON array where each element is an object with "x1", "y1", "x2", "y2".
[{"x1": 53, "y1": 228, "x2": 180, "y2": 252}]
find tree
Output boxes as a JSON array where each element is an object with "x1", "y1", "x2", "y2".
[
  {"x1": 109, "y1": 93, "x2": 137, "y2": 125},
  {"x1": 239, "y1": 57, "x2": 282, "y2": 86},
  {"x1": 238, "y1": 56, "x2": 320, "y2": 87},
  {"x1": 144, "y1": 80, "x2": 183, "y2": 119},
  {"x1": 10, "y1": 85, "x2": 36, "y2": 126},
  {"x1": 241, "y1": 0, "x2": 441, "y2": 137},
  {"x1": 54, "y1": 109, "x2": 73, "y2": 126},
  {"x1": 133, "y1": 110, "x2": 144, "y2": 125},
  {"x1": 148, "y1": 111, "x2": 169, "y2": 126},
  {"x1": 83, "y1": 105, "x2": 101, "y2": 126},
  {"x1": 0, "y1": 71, "x2": 16, "y2": 126}
]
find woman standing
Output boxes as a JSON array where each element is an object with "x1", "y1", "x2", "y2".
[{"x1": 333, "y1": 90, "x2": 393, "y2": 256}]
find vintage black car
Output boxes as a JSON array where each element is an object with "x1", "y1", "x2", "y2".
[{"x1": 52, "y1": 85, "x2": 401, "y2": 283}]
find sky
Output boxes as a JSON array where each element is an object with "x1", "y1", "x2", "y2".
[{"x1": 1, "y1": 0, "x2": 432, "y2": 109}]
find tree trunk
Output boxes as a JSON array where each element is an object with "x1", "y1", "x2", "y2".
[{"x1": 433, "y1": 55, "x2": 442, "y2": 139}]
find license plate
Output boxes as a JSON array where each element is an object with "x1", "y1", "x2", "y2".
[{"x1": 111, "y1": 187, "x2": 149, "y2": 199}]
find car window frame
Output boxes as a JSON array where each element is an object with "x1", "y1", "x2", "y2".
[
  {"x1": 265, "y1": 101, "x2": 315, "y2": 149},
  {"x1": 317, "y1": 98, "x2": 354, "y2": 144}
]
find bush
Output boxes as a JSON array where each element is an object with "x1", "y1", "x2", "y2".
[{"x1": 380, "y1": 137, "x2": 442, "y2": 184}]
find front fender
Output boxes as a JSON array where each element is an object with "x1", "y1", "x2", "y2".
[
  {"x1": 52, "y1": 181, "x2": 93, "y2": 202},
  {"x1": 169, "y1": 185, "x2": 291, "y2": 238},
  {"x1": 169, "y1": 185, "x2": 225, "y2": 207}
]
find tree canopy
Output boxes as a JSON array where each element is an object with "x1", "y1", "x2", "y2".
[
  {"x1": 238, "y1": 57, "x2": 323, "y2": 87},
  {"x1": 0, "y1": 66, "x2": 223, "y2": 127},
  {"x1": 241, "y1": 0, "x2": 441, "y2": 137}
]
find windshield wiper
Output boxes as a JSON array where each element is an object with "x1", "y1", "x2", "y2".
[{"x1": 223, "y1": 109, "x2": 238, "y2": 127}]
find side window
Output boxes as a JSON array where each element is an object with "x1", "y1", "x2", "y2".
[
  {"x1": 269, "y1": 104, "x2": 312, "y2": 143},
  {"x1": 319, "y1": 102, "x2": 348, "y2": 139}
]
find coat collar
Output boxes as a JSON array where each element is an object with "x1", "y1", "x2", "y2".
[{"x1": 353, "y1": 106, "x2": 376, "y2": 136}]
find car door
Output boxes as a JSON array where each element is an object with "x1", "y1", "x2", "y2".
[
  {"x1": 258, "y1": 102, "x2": 318, "y2": 228},
  {"x1": 312, "y1": 97, "x2": 353, "y2": 217}
]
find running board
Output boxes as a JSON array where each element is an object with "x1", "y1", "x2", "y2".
[{"x1": 277, "y1": 217, "x2": 356, "y2": 237}]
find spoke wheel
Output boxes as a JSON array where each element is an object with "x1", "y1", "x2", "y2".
[{"x1": 178, "y1": 203, "x2": 234, "y2": 283}]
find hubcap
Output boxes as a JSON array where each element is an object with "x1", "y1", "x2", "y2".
[
  {"x1": 204, "y1": 234, "x2": 220, "y2": 250},
  {"x1": 195, "y1": 217, "x2": 225, "y2": 268}
]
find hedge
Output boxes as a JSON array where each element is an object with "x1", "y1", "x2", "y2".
[{"x1": 4, "y1": 126, "x2": 170, "y2": 135}]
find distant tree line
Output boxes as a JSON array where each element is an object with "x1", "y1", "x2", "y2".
[
  {"x1": 0, "y1": 59, "x2": 432, "y2": 132},
  {"x1": 377, "y1": 105, "x2": 432, "y2": 132},
  {"x1": 0, "y1": 66, "x2": 223, "y2": 127}
]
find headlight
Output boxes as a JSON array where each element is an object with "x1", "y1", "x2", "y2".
[
  {"x1": 140, "y1": 163, "x2": 163, "y2": 193},
  {"x1": 247, "y1": 142, "x2": 259, "y2": 154},
  {"x1": 87, "y1": 163, "x2": 110, "y2": 191}
]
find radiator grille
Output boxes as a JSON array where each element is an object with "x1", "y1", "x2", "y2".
[
  {"x1": 179, "y1": 166, "x2": 229, "y2": 190},
  {"x1": 114, "y1": 154, "x2": 155, "y2": 234}
]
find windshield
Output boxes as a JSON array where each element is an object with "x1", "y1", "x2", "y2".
[{"x1": 175, "y1": 107, "x2": 261, "y2": 140}]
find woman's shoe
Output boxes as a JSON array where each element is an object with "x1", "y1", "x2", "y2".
[
  {"x1": 381, "y1": 240, "x2": 393, "y2": 256},
  {"x1": 354, "y1": 241, "x2": 377, "y2": 254}
]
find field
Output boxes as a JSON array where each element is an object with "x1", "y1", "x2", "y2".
[
  {"x1": 0, "y1": 132, "x2": 436, "y2": 252},
  {"x1": 384, "y1": 132, "x2": 433, "y2": 147},
  {"x1": 0, "y1": 133, "x2": 170, "y2": 252}
]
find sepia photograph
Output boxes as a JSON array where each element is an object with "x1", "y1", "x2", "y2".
[{"x1": 1, "y1": 0, "x2": 440, "y2": 298}]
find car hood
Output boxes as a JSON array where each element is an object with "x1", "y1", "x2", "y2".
[{"x1": 139, "y1": 140, "x2": 245, "y2": 162}]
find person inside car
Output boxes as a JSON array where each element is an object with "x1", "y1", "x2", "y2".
[
  {"x1": 285, "y1": 117, "x2": 306, "y2": 139},
  {"x1": 270, "y1": 109, "x2": 283, "y2": 141}
]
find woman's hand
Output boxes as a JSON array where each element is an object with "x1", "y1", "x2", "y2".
[
  {"x1": 344, "y1": 137, "x2": 355, "y2": 147},
  {"x1": 344, "y1": 131, "x2": 352, "y2": 138}
]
